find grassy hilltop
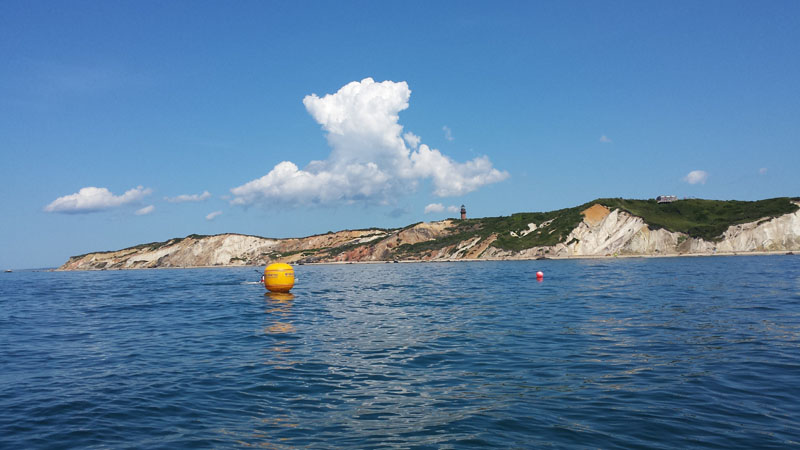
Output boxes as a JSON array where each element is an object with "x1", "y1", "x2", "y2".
[
  {"x1": 397, "y1": 197, "x2": 799, "y2": 256},
  {"x1": 596, "y1": 197, "x2": 799, "y2": 241}
]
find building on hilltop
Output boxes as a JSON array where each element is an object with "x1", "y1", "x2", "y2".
[
  {"x1": 656, "y1": 195, "x2": 678, "y2": 204},
  {"x1": 460, "y1": 205, "x2": 466, "y2": 220}
]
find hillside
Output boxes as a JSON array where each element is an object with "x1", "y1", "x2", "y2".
[{"x1": 58, "y1": 197, "x2": 800, "y2": 270}]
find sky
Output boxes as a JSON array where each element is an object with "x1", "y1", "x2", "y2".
[{"x1": 1, "y1": 1, "x2": 798, "y2": 269}]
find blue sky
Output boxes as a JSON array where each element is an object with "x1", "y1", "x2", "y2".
[{"x1": 2, "y1": 1, "x2": 798, "y2": 269}]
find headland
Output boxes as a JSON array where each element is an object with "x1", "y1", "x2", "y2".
[{"x1": 58, "y1": 197, "x2": 800, "y2": 270}]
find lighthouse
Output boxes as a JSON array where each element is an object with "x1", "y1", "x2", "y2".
[{"x1": 460, "y1": 205, "x2": 466, "y2": 220}]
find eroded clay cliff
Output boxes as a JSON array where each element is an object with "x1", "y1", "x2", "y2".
[{"x1": 58, "y1": 201, "x2": 800, "y2": 270}]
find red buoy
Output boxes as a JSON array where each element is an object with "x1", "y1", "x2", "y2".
[{"x1": 536, "y1": 271, "x2": 544, "y2": 281}]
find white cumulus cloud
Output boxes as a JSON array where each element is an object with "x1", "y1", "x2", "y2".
[
  {"x1": 599, "y1": 135, "x2": 612, "y2": 143},
  {"x1": 683, "y1": 170, "x2": 708, "y2": 185},
  {"x1": 135, "y1": 205, "x2": 155, "y2": 215},
  {"x1": 230, "y1": 78, "x2": 508, "y2": 207},
  {"x1": 206, "y1": 211, "x2": 223, "y2": 221},
  {"x1": 44, "y1": 186, "x2": 152, "y2": 214},
  {"x1": 165, "y1": 191, "x2": 211, "y2": 203}
]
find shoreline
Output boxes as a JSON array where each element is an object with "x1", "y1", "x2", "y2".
[{"x1": 53, "y1": 249, "x2": 796, "y2": 271}]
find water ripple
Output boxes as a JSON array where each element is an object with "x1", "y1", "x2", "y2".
[{"x1": 1, "y1": 257, "x2": 800, "y2": 448}]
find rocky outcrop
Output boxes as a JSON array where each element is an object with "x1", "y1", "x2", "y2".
[{"x1": 58, "y1": 201, "x2": 800, "y2": 270}]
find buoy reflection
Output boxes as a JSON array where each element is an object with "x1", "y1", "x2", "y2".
[
  {"x1": 266, "y1": 322, "x2": 295, "y2": 335},
  {"x1": 264, "y1": 292, "x2": 295, "y2": 335},
  {"x1": 265, "y1": 292, "x2": 295, "y2": 302}
]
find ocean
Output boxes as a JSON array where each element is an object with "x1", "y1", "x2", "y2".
[{"x1": 1, "y1": 256, "x2": 799, "y2": 448}]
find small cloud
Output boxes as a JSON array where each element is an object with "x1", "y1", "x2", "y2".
[
  {"x1": 599, "y1": 135, "x2": 612, "y2": 143},
  {"x1": 403, "y1": 132, "x2": 421, "y2": 149},
  {"x1": 44, "y1": 186, "x2": 152, "y2": 214},
  {"x1": 424, "y1": 203, "x2": 459, "y2": 214},
  {"x1": 424, "y1": 203, "x2": 445, "y2": 214},
  {"x1": 206, "y1": 211, "x2": 223, "y2": 221},
  {"x1": 165, "y1": 191, "x2": 211, "y2": 203},
  {"x1": 683, "y1": 170, "x2": 708, "y2": 185},
  {"x1": 135, "y1": 205, "x2": 155, "y2": 215},
  {"x1": 759, "y1": 167, "x2": 768, "y2": 175},
  {"x1": 443, "y1": 126, "x2": 454, "y2": 141}
]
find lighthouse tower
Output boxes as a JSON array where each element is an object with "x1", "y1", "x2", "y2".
[{"x1": 460, "y1": 205, "x2": 466, "y2": 220}]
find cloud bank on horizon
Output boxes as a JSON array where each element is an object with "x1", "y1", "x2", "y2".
[{"x1": 230, "y1": 78, "x2": 509, "y2": 206}]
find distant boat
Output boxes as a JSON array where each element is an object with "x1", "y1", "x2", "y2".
[{"x1": 4, "y1": 270, "x2": 11, "y2": 273}]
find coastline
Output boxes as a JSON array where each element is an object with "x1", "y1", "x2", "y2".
[
  {"x1": 53, "y1": 249, "x2": 796, "y2": 271},
  {"x1": 51, "y1": 198, "x2": 800, "y2": 272}
]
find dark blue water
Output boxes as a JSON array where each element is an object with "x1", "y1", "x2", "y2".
[{"x1": 2, "y1": 256, "x2": 799, "y2": 449}]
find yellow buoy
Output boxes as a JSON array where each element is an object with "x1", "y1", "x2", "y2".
[{"x1": 264, "y1": 263, "x2": 295, "y2": 292}]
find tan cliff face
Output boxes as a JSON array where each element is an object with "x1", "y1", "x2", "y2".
[{"x1": 58, "y1": 204, "x2": 800, "y2": 270}]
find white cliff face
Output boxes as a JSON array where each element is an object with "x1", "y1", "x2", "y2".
[
  {"x1": 60, "y1": 234, "x2": 284, "y2": 270},
  {"x1": 559, "y1": 209, "x2": 682, "y2": 256},
  {"x1": 152, "y1": 234, "x2": 280, "y2": 267},
  {"x1": 623, "y1": 227, "x2": 682, "y2": 255},
  {"x1": 191, "y1": 235, "x2": 278, "y2": 266},
  {"x1": 688, "y1": 206, "x2": 800, "y2": 253},
  {"x1": 559, "y1": 205, "x2": 800, "y2": 257}
]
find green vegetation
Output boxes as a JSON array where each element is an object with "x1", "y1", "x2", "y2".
[
  {"x1": 71, "y1": 236, "x2": 186, "y2": 258},
  {"x1": 395, "y1": 196, "x2": 798, "y2": 256},
  {"x1": 111, "y1": 233, "x2": 214, "y2": 253},
  {"x1": 395, "y1": 206, "x2": 586, "y2": 255},
  {"x1": 490, "y1": 207, "x2": 585, "y2": 250},
  {"x1": 595, "y1": 197, "x2": 798, "y2": 241}
]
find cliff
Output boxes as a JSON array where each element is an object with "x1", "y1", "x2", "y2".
[{"x1": 58, "y1": 197, "x2": 800, "y2": 270}]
